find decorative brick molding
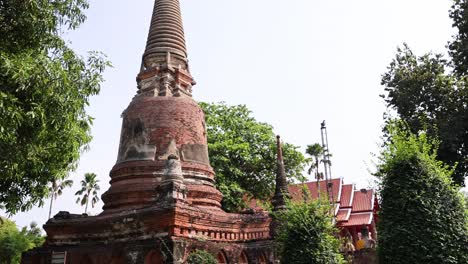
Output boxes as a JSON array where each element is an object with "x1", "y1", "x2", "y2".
[{"x1": 22, "y1": 1, "x2": 278, "y2": 263}]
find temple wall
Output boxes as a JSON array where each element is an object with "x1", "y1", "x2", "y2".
[{"x1": 22, "y1": 237, "x2": 276, "y2": 264}]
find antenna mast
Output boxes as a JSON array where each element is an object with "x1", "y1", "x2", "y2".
[{"x1": 320, "y1": 121, "x2": 333, "y2": 204}]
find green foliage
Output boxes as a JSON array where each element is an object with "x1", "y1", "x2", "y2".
[
  {"x1": 199, "y1": 102, "x2": 307, "y2": 212},
  {"x1": 75, "y1": 172, "x2": 100, "y2": 214},
  {"x1": 306, "y1": 144, "x2": 325, "y2": 158},
  {"x1": 0, "y1": 0, "x2": 110, "y2": 214},
  {"x1": 449, "y1": 0, "x2": 468, "y2": 76},
  {"x1": 375, "y1": 122, "x2": 468, "y2": 264},
  {"x1": 185, "y1": 249, "x2": 217, "y2": 264},
  {"x1": 306, "y1": 143, "x2": 327, "y2": 178},
  {"x1": 0, "y1": 0, "x2": 90, "y2": 53},
  {"x1": 21, "y1": 222, "x2": 44, "y2": 248},
  {"x1": 381, "y1": 44, "x2": 468, "y2": 186},
  {"x1": 0, "y1": 218, "x2": 44, "y2": 264},
  {"x1": 48, "y1": 177, "x2": 73, "y2": 219},
  {"x1": 464, "y1": 192, "x2": 468, "y2": 229},
  {"x1": 273, "y1": 199, "x2": 344, "y2": 264}
]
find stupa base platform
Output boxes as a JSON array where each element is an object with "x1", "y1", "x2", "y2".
[{"x1": 22, "y1": 202, "x2": 275, "y2": 264}]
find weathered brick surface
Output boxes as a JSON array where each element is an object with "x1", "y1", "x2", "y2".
[
  {"x1": 102, "y1": 95, "x2": 218, "y2": 212},
  {"x1": 22, "y1": 64, "x2": 276, "y2": 264},
  {"x1": 22, "y1": 0, "x2": 277, "y2": 263},
  {"x1": 22, "y1": 202, "x2": 275, "y2": 263}
]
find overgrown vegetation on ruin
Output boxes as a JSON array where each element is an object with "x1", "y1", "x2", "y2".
[{"x1": 185, "y1": 249, "x2": 217, "y2": 264}]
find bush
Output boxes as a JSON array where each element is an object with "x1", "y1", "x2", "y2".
[
  {"x1": 185, "y1": 249, "x2": 217, "y2": 264},
  {"x1": 274, "y1": 198, "x2": 344, "y2": 264},
  {"x1": 376, "y1": 123, "x2": 468, "y2": 264},
  {"x1": 0, "y1": 218, "x2": 44, "y2": 264}
]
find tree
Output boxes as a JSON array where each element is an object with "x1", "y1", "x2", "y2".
[
  {"x1": 0, "y1": 0, "x2": 110, "y2": 214},
  {"x1": 185, "y1": 249, "x2": 217, "y2": 264},
  {"x1": 0, "y1": 219, "x2": 29, "y2": 264},
  {"x1": 306, "y1": 143, "x2": 325, "y2": 178},
  {"x1": 48, "y1": 177, "x2": 73, "y2": 219},
  {"x1": 199, "y1": 102, "x2": 307, "y2": 212},
  {"x1": 449, "y1": 0, "x2": 468, "y2": 76},
  {"x1": 75, "y1": 173, "x2": 100, "y2": 214},
  {"x1": 381, "y1": 0, "x2": 468, "y2": 187},
  {"x1": 0, "y1": 218, "x2": 43, "y2": 264},
  {"x1": 306, "y1": 143, "x2": 327, "y2": 199},
  {"x1": 375, "y1": 122, "x2": 468, "y2": 264},
  {"x1": 21, "y1": 222, "x2": 44, "y2": 248},
  {"x1": 381, "y1": 44, "x2": 468, "y2": 186},
  {"x1": 273, "y1": 199, "x2": 344, "y2": 264}
]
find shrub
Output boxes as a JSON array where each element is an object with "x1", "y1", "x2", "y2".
[
  {"x1": 274, "y1": 198, "x2": 344, "y2": 264},
  {"x1": 185, "y1": 249, "x2": 217, "y2": 264},
  {"x1": 376, "y1": 123, "x2": 468, "y2": 264}
]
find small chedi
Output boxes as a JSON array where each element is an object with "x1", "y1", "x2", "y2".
[{"x1": 22, "y1": 0, "x2": 275, "y2": 263}]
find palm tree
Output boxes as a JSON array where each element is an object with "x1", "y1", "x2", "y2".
[
  {"x1": 48, "y1": 177, "x2": 73, "y2": 219},
  {"x1": 306, "y1": 143, "x2": 327, "y2": 199},
  {"x1": 75, "y1": 173, "x2": 100, "y2": 214}
]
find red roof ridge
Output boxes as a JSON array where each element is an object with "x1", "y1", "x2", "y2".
[
  {"x1": 289, "y1": 177, "x2": 343, "y2": 186},
  {"x1": 248, "y1": 178, "x2": 379, "y2": 229}
]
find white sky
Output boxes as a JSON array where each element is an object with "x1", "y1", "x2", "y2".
[{"x1": 7, "y1": 0, "x2": 460, "y2": 229}]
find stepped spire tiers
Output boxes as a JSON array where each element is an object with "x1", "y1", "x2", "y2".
[
  {"x1": 22, "y1": 1, "x2": 276, "y2": 263},
  {"x1": 138, "y1": 0, "x2": 195, "y2": 97},
  {"x1": 101, "y1": 0, "x2": 220, "y2": 213},
  {"x1": 272, "y1": 135, "x2": 290, "y2": 211},
  {"x1": 144, "y1": 0, "x2": 187, "y2": 65}
]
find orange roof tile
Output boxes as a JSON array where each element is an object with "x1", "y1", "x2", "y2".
[
  {"x1": 352, "y1": 190, "x2": 374, "y2": 212},
  {"x1": 336, "y1": 208, "x2": 352, "y2": 222},
  {"x1": 340, "y1": 184, "x2": 354, "y2": 208},
  {"x1": 338, "y1": 212, "x2": 373, "y2": 227},
  {"x1": 288, "y1": 178, "x2": 342, "y2": 203}
]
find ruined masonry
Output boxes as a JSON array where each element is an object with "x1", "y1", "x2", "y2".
[{"x1": 22, "y1": 0, "x2": 277, "y2": 263}]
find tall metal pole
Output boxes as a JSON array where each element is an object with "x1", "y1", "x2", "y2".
[
  {"x1": 321, "y1": 121, "x2": 334, "y2": 205},
  {"x1": 321, "y1": 121, "x2": 329, "y2": 180}
]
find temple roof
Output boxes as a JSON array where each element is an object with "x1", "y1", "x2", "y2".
[
  {"x1": 336, "y1": 208, "x2": 352, "y2": 222},
  {"x1": 249, "y1": 177, "x2": 378, "y2": 229},
  {"x1": 340, "y1": 184, "x2": 354, "y2": 208},
  {"x1": 338, "y1": 212, "x2": 373, "y2": 227},
  {"x1": 287, "y1": 178, "x2": 377, "y2": 228},
  {"x1": 288, "y1": 178, "x2": 342, "y2": 203},
  {"x1": 351, "y1": 189, "x2": 374, "y2": 212}
]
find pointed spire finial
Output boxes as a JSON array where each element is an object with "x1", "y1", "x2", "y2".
[
  {"x1": 143, "y1": 0, "x2": 188, "y2": 70},
  {"x1": 137, "y1": 0, "x2": 195, "y2": 98},
  {"x1": 272, "y1": 135, "x2": 290, "y2": 211}
]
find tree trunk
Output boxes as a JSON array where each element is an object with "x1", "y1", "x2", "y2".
[
  {"x1": 85, "y1": 190, "x2": 90, "y2": 214},
  {"x1": 315, "y1": 159, "x2": 320, "y2": 199},
  {"x1": 48, "y1": 195, "x2": 53, "y2": 219}
]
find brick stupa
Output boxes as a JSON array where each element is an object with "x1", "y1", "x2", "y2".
[{"x1": 22, "y1": 0, "x2": 276, "y2": 263}]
